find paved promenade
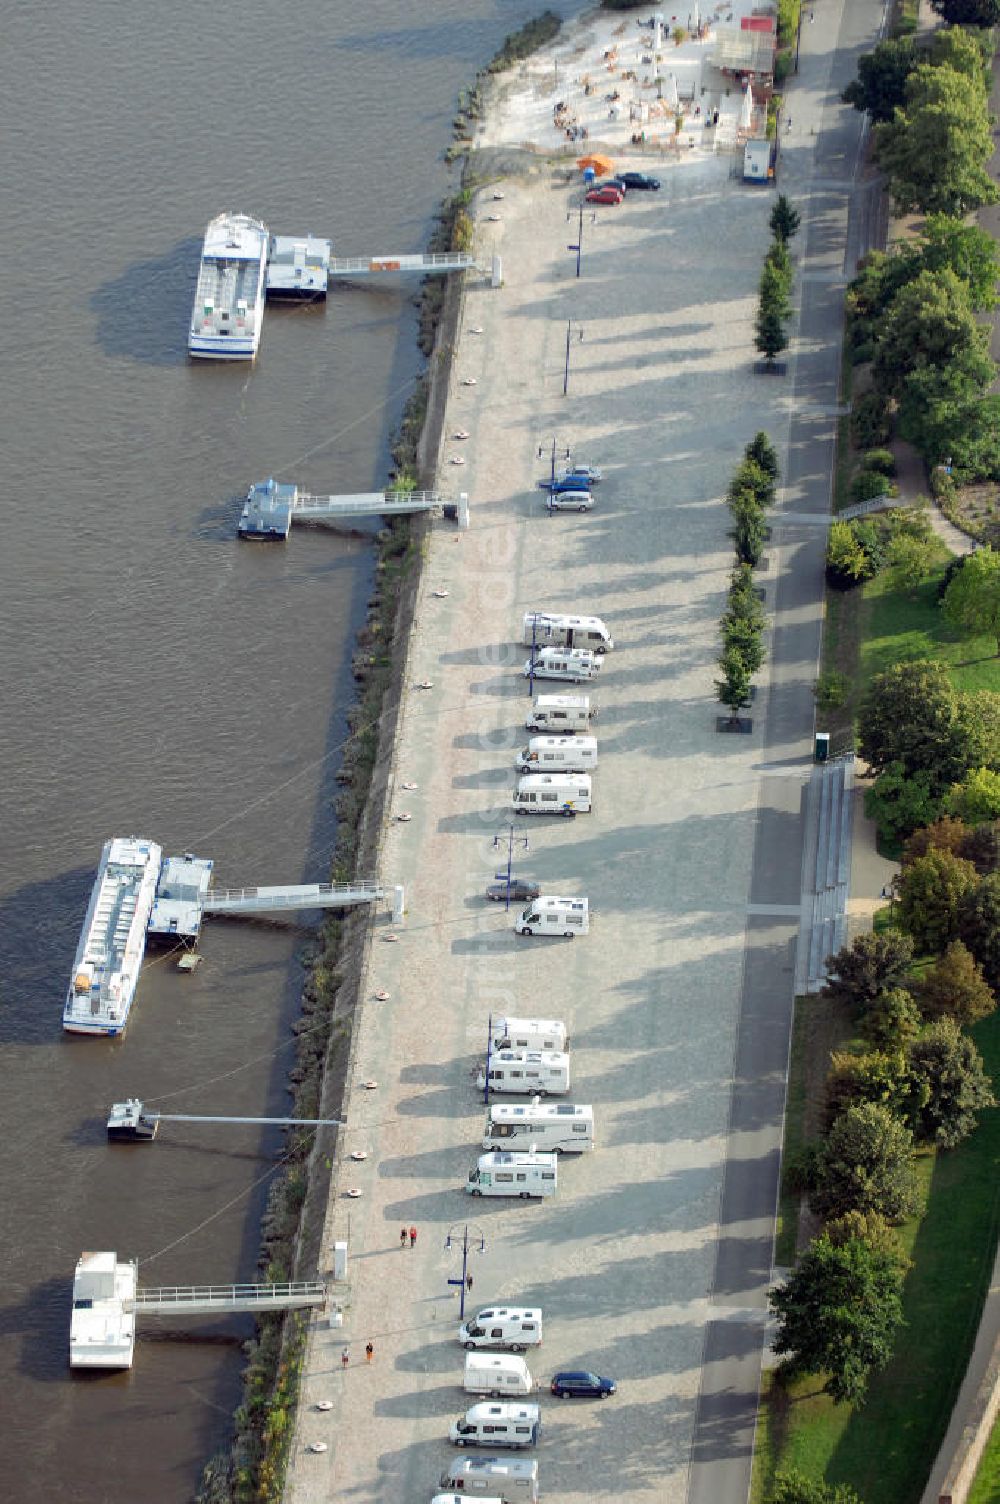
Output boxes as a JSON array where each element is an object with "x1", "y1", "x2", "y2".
[{"x1": 285, "y1": 3, "x2": 882, "y2": 1500}]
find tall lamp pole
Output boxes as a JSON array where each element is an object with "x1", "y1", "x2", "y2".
[
  {"x1": 445, "y1": 1223, "x2": 486, "y2": 1321},
  {"x1": 493, "y1": 825, "x2": 530, "y2": 911},
  {"x1": 563, "y1": 321, "x2": 584, "y2": 397},
  {"x1": 566, "y1": 203, "x2": 596, "y2": 279}
]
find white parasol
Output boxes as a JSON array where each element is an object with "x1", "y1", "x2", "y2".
[{"x1": 740, "y1": 81, "x2": 754, "y2": 131}]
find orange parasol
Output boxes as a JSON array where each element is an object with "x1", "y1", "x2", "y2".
[{"x1": 576, "y1": 153, "x2": 614, "y2": 176}]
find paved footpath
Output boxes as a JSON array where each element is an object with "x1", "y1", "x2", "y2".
[{"x1": 285, "y1": 4, "x2": 882, "y2": 1501}]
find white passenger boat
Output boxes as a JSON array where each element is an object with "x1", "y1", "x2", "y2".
[
  {"x1": 188, "y1": 212, "x2": 269, "y2": 360},
  {"x1": 69, "y1": 1252, "x2": 137, "y2": 1369},
  {"x1": 62, "y1": 837, "x2": 162, "y2": 1037}
]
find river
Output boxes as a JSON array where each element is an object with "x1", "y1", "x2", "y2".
[{"x1": 0, "y1": 1, "x2": 574, "y2": 1497}]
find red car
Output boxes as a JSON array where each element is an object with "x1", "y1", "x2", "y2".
[{"x1": 585, "y1": 187, "x2": 622, "y2": 205}]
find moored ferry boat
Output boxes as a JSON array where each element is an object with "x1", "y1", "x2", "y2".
[
  {"x1": 62, "y1": 837, "x2": 162, "y2": 1037},
  {"x1": 188, "y1": 212, "x2": 269, "y2": 360}
]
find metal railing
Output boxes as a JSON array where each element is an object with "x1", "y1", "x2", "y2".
[{"x1": 131, "y1": 1280, "x2": 326, "y2": 1314}]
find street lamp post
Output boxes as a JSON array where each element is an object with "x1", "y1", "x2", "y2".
[
  {"x1": 445, "y1": 1223, "x2": 486, "y2": 1321},
  {"x1": 563, "y1": 321, "x2": 584, "y2": 397},
  {"x1": 493, "y1": 825, "x2": 530, "y2": 912},
  {"x1": 566, "y1": 203, "x2": 596, "y2": 280}
]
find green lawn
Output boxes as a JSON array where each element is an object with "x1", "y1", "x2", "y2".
[
  {"x1": 860, "y1": 552, "x2": 1000, "y2": 698},
  {"x1": 970, "y1": 1417, "x2": 1000, "y2": 1504},
  {"x1": 757, "y1": 1008, "x2": 1000, "y2": 1504}
]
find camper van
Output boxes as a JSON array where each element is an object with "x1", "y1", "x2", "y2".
[
  {"x1": 459, "y1": 1308, "x2": 543, "y2": 1351},
  {"x1": 515, "y1": 736, "x2": 598, "y2": 775},
  {"x1": 484, "y1": 1102, "x2": 594, "y2": 1154},
  {"x1": 522, "y1": 648, "x2": 600, "y2": 683},
  {"x1": 524, "y1": 693, "x2": 593, "y2": 734},
  {"x1": 476, "y1": 1049, "x2": 571, "y2": 1096},
  {"x1": 450, "y1": 1402, "x2": 541, "y2": 1449},
  {"x1": 463, "y1": 1352, "x2": 534, "y2": 1397},
  {"x1": 466, "y1": 1150, "x2": 558, "y2": 1199},
  {"x1": 514, "y1": 897, "x2": 590, "y2": 938},
  {"x1": 491, "y1": 1016, "x2": 568, "y2": 1053},
  {"x1": 439, "y1": 1457, "x2": 540, "y2": 1503},
  {"x1": 513, "y1": 774, "x2": 592, "y2": 816},
  {"x1": 521, "y1": 612, "x2": 614, "y2": 653}
]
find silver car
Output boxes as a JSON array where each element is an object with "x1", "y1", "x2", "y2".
[
  {"x1": 555, "y1": 464, "x2": 603, "y2": 484},
  {"x1": 547, "y1": 490, "x2": 593, "y2": 513}
]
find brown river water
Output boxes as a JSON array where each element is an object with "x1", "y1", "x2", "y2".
[{"x1": 0, "y1": 1, "x2": 575, "y2": 1497}]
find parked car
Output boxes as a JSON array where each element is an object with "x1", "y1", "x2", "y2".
[
  {"x1": 541, "y1": 475, "x2": 594, "y2": 494},
  {"x1": 619, "y1": 171, "x2": 660, "y2": 190},
  {"x1": 550, "y1": 1370, "x2": 617, "y2": 1399},
  {"x1": 585, "y1": 187, "x2": 622, "y2": 206},
  {"x1": 558, "y1": 464, "x2": 602, "y2": 485},
  {"x1": 595, "y1": 178, "x2": 627, "y2": 195},
  {"x1": 547, "y1": 490, "x2": 593, "y2": 513},
  {"x1": 486, "y1": 878, "x2": 541, "y2": 903}
]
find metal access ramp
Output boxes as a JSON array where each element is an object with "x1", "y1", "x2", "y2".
[
  {"x1": 328, "y1": 251, "x2": 477, "y2": 278},
  {"x1": 203, "y1": 879, "x2": 401, "y2": 919},
  {"x1": 238, "y1": 477, "x2": 469, "y2": 539},
  {"x1": 129, "y1": 1280, "x2": 327, "y2": 1317}
]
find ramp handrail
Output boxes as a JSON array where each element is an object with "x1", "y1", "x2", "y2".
[
  {"x1": 205, "y1": 880, "x2": 382, "y2": 909},
  {"x1": 130, "y1": 1279, "x2": 326, "y2": 1310}
]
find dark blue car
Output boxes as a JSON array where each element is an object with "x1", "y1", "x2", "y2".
[
  {"x1": 540, "y1": 474, "x2": 594, "y2": 494},
  {"x1": 550, "y1": 1370, "x2": 617, "y2": 1399}
]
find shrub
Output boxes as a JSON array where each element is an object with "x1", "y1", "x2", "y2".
[
  {"x1": 825, "y1": 1048, "x2": 911, "y2": 1126},
  {"x1": 851, "y1": 468, "x2": 898, "y2": 504},
  {"x1": 812, "y1": 1102, "x2": 920, "y2": 1223},
  {"x1": 852, "y1": 390, "x2": 892, "y2": 448},
  {"x1": 815, "y1": 670, "x2": 850, "y2": 713},
  {"x1": 865, "y1": 447, "x2": 897, "y2": 477}
]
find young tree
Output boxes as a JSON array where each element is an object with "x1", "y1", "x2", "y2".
[
  {"x1": 827, "y1": 521, "x2": 874, "y2": 589},
  {"x1": 896, "y1": 847, "x2": 978, "y2": 951},
  {"x1": 942, "y1": 547, "x2": 1000, "y2": 655},
  {"x1": 842, "y1": 36, "x2": 919, "y2": 124},
  {"x1": 825, "y1": 1209, "x2": 910, "y2": 1272},
  {"x1": 902, "y1": 815, "x2": 971, "y2": 867},
  {"x1": 946, "y1": 768, "x2": 1000, "y2": 826},
  {"x1": 730, "y1": 491, "x2": 767, "y2": 567},
  {"x1": 823, "y1": 931, "x2": 915, "y2": 1010},
  {"x1": 858, "y1": 659, "x2": 967, "y2": 783},
  {"x1": 745, "y1": 430, "x2": 780, "y2": 481},
  {"x1": 729, "y1": 456, "x2": 775, "y2": 509},
  {"x1": 876, "y1": 64, "x2": 998, "y2": 216},
  {"x1": 906, "y1": 1016, "x2": 995, "y2": 1148},
  {"x1": 825, "y1": 1048, "x2": 911, "y2": 1127},
  {"x1": 886, "y1": 533, "x2": 936, "y2": 594},
  {"x1": 727, "y1": 561, "x2": 766, "y2": 623},
  {"x1": 860, "y1": 987, "x2": 923, "y2": 1051},
  {"x1": 865, "y1": 762, "x2": 943, "y2": 846},
  {"x1": 916, "y1": 940, "x2": 995, "y2": 1025},
  {"x1": 769, "y1": 1234, "x2": 905, "y2": 1404},
  {"x1": 716, "y1": 648, "x2": 752, "y2": 724},
  {"x1": 958, "y1": 872, "x2": 1000, "y2": 989},
  {"x1": 722, "y1": 613, "x2": 765, "y2": 676},
  {"x1": 812, "y1": 1102, "x2": 920, "y2": 1224},
  {"x1": 770, "y1": 195, "x2": 801, "y2": 243}
]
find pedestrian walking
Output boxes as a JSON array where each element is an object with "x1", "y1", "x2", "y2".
[
  {"x1": 400, "y1": 1227, "x2": 408, "y2": 1248},
  {"x1": 365, "y1": 1341, "x2": 374, "y2": 1364},
  {"x1": 341, "y1": 1347, "x2": 350, "y2": 1369},
  {"x1": 466, "y1": 1273, "x2": 474, "y2": 1293},
  {"x1": 409, "y1": 1225, "x2": 417, "y2": 1248}
]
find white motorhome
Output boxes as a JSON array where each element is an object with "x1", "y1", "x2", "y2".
[
  {"x1": 463, "y1": 1352, "x2": 534, "y2": 1397},
  {"x1": 484, "y1": 1101, "x2": 594, "y2": 1154},
  {"x1": 515, "y1": 736, "x2": 598, "y2": 774},
  {"x1": 476, "y1": 1049, "x2": 571, "y2": 1096},
  {"x1": 522, "y1": 648, "x2": 600, "y2": 683},
  {"x1": 439, "y1": 1457, "x2": 539, "y2": 1503},
  {"x1": 450, "y1": 1401, "x2": 541, "y2": 1449},
  {"x1": 514, "y1": 897, "x2": 589, "y2": 938},
  {"x1": 525, "y1": 693, "x2": 593, "y2": 734},
  {"x1": 466, "y1": 1150, "x2": 558, "y2": 1199},
  {"x1": 491, "y1": 1016, "x2": 568, "y2": 1053},
  {"x1": 513, "y1": 774, "x2": 592, "y2": 816},
  {"x1": 459, "y1": 1308, "x2": 543, "y2": 1351},
  {"x1": 521, "y1": 612, "x2": 614, "y2": 652}
]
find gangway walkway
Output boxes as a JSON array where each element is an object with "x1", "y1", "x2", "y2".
[
  {"x1": 130, "y1": 1280, "x2": 327, "y2": 1317},
  {"x1": 328, "y1": 251, "x2": 478, "y2": 278},
  {"x1": 203, "y1": 879, "x2": 401, "y2": 918},
  {"x1": 238, "y1": 477, "x2": 470, "y2": 539}
]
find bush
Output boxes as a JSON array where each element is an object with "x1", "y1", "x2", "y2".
[
  {"x1": 865, "y1": 762, "x2": 943, "y2": 845},
  {"x1": 860, "y1": 986, "x2": 923, "y2": 1049},
  {"x1": 852, "y1": 390, "x2": 892, "y2": 448},
  {"x1": 827, "y1": 520, "x2": 874, "y2": 589},
  {"x1": 865, "y1": 447, "x2": 897, "y2": 477},
  {"x1": 851, "y1": 468, "x2": 898, "y2": 504},
  {"x1": 812, "y1": 1102, "x2": 920, "y2": 1223},
  {"x1": 815, "y1": 670, "x2": 850, "y2": 713}
]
